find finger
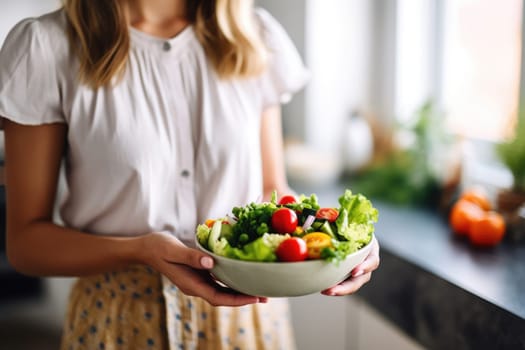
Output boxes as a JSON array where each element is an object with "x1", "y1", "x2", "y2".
[
  {"x1": 165, "y1": 263, "x2": 263, "y2": 307},
  {"x1": 351, "y1": 254, "x2": 379, "y2": 277},
  {"x1": 207, "y1": 275, "x2": 268, "y2": 303},
  {"x1": 195, "y1": 270, "x2": 266, "y2": 306},
  {"x1": 207, "y1": 283, "x2": 267, "y2": 307},
  {"x1": 163, "y1": 239, "x2": 215, "y2": 270},
  {"x1": 351, "y1": 238, "x2": 380, "y2": 277},
  {"x1": 321, "y1": 272, "x2": 372, "y2": 296}
]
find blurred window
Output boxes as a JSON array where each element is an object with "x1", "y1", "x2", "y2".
[
  {"x1": 395, "y1": 0, "x2": 436, "y2": 124},
  {"x1": 395, "y1": 0, "x2": 523, "y2": 142},
  {"x1": 442, "y1": 0, "x2": 523, "y2": 141}
]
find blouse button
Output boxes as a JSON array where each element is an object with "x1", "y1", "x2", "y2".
[
  {"x1": 162, "y1": 41, "x2": 171, "y2": 51},
  {"x1": 181, "y1": 169, "x2": 190, "y2": 178}
]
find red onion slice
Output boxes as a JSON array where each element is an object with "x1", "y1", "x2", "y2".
[{"x1": 302, "y1": 215, "x2": 315, "y2": 230}]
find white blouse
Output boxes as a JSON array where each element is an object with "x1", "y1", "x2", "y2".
[{"x1": 0, "y1": 8, "x2": 308, "y2": 247}]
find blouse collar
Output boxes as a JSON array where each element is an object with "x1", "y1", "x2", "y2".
[{"x1": 129, "y1": 25, "x2": 195, "y2": 53}]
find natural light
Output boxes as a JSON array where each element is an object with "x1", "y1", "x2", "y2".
[{"x1": 442, "y1": 0, "x2": 523, "y2": 141}]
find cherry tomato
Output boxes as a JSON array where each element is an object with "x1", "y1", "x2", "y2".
[
  {"x1": 302, "y1": 232, "x2": 333, "y2": 259},
  {"x1": 276, "y1": 237, "x2": 308, "y2": 262},
  {"x1": 469, "y1": 211, "x2": 506, "y2": 247},
  {"x1": 205, "y1": 219, "x2": 228, "y2": 228},
  {"x1": 316, "y1": 208, "x2": 339, "y2": 222},
  {"x1": 271, "y1": 208, "x2": 298, "y2": 234},
  {"x1": 278, "y1": 195, "x2": 297, "y2": 205},
  {"x1": 461, "y1": 186, "x2": 492, "y2": 211},
  {"x1": 449, "y1": 199, "x2": 484, "y2": 236}
]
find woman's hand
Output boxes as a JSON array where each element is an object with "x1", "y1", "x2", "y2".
[
  {"x1": 321, "y1": 237, "x2": 380, "y2": 296},
  {"x1": 140, "y1": 231, "x2": 267, "y2": 307}
]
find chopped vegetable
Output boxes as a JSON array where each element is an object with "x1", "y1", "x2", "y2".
[
  {"x1": 335, "y1": 190, "x2": 378, "y2": 246},
  {"x1": 271, "y1": 208, "x2": 298, "y2": 234},
  {"x1": 316, "y1": 208, "x2": 339, "y2": 222},
  {"x1": 228, "y1": 235, "x2": 277, "y2": 262},
  {"x1": 196, "y1": 189, "x2": 378, "y2": 263},
  {"x1": 278, "y1": 195, "x2": 297, "y2": 205},
  {"x1": 302, "y1": 232, "x2": 332, "y2": 259},
  {"x1": 276, "y1": 237, "x2": 308, "y2": 262},
  {"x1": 196, "y1": 224, "x2": 211, "y2": 247},
  {"x1": 302, "y1": 215, "x2": 316, "y2": 230}
]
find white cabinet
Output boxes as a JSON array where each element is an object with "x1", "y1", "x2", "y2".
[{"x1": 289, "y1": 295, "x2": 425, "y2": 350}]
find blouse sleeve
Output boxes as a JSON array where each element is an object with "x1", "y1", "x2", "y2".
[
  {"x1": 0, "y1": 18, "x2": 65, "y2": 126},
  {"x1": 256, "y1": 8, "x2": 310, "y2": 108}
]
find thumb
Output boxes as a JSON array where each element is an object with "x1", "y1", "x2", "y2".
[{"x1": 166, "y1": 239, "x2": 215, "y2": 270}]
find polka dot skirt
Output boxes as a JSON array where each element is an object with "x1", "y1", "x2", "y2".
[{"x1": 61, "y1": 266, "x2": 296, "y2": 350}]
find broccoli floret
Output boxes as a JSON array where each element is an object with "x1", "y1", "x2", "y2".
[
  {"x1": 212, "y1": 237, "x2": 232, "y2": 257},
  {"x1": 262, "y1": 233, "x2": 291, "y2": 250}
]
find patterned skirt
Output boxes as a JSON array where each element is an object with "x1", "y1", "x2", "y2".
[{"x1": 60, "y1": 265, "x2": 296, "y2": 350}]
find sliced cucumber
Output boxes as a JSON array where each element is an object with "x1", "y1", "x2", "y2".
[
  {"x1": 320, "y1": 220, "x2": 336, "y2": 238},
  {"x1": 208, "y1": 220, "x2": 222, "y2": 253}
]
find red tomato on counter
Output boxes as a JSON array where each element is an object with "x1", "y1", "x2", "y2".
[{"x1": 469, "y1": 211, "x2": 506, "y2": 247}]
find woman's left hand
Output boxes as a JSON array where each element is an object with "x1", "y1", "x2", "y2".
[{"x1": 321, "y1": 237, "x2": 380, "y2": 296}]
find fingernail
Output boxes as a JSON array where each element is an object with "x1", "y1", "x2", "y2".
[
  {"x1": 258, "y1": 297, "x2": 268, "y2": 303},
  {"x1": 352, "y1": 269, "x2": 364, "y2": 277},
  {"x1": 200, "y1": 256, "x2": 213, "y2": 268}
]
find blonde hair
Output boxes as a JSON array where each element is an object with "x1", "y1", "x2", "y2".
[{"x1": 63, "y1": 0, "x2": 268, "y2": 88}]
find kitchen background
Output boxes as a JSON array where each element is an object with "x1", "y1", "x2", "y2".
[{"x1": 1, "y1": 0, "x2": 524, "y2": 349}]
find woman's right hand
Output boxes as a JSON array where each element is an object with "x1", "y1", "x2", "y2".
[{"x1": 140, "y1": 231, "x2": 266, "y2": 307}]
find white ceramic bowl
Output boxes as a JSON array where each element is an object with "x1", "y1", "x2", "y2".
[{"x1": 196, "y1": 235, "x2": 375, "y2": 297}]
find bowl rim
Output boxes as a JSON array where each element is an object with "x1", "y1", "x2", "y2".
[{"x1": 195, "y1": 233, "x2": 376, "y2": 267}]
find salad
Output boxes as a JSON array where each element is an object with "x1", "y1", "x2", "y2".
[{"x1": 196, "y1": 189, "x2": 378, "y2": 263}]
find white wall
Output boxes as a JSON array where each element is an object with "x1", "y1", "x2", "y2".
[
  {"x1": 304, "y1": 0, "x2": 374, "y2": 153},
  {"x1": 259, "y1": 0, "x2": 379, "y2": 154},
  {"x1": 0, "y1": 0, "x2": 60, "y2": 45},
  {"x1": 256, "y1": 0, "x2": 307, "y2": 141}
]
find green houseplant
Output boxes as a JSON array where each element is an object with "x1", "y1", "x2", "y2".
[
  {"x1": 350, "y1": 101, "x2": 450, "y2": 208},
  {"x1": 496, "y1": 118, "x2": 525, "y2": 243},
  {"x1": 496, "y1": 118, "x2": 525, "y2": 199}
]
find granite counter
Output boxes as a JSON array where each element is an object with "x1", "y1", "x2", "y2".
[{"x1": 294, "y1": 183, "x2": 525, "y2": 350}]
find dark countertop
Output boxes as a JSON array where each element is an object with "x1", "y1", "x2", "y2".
[{"x1": 293, "y1": 182, "x2": 525, "y2": 350}]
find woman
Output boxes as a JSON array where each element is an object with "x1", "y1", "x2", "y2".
[{"x1": 0, "y1": 0, "x2": 380, "y2": 349}]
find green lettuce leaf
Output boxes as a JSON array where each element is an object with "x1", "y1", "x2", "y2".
[
  {"x1": 321, "y1": 239, "x2": 361, "y2": 264},
  {"x1": 196, "y1": 224, "x2": 211, "y2": 248},
  {"x1": 223, "y1": 234, "x2": 289, "y2": 262},
  {"x1": 335, "y1": 189, "x2": 378, "y2": 247},
  {"x1": 227, "y1": 235, "x2": 277, "y2": 262}
]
